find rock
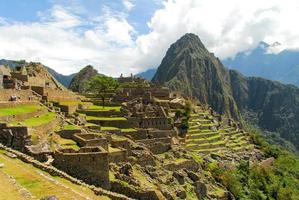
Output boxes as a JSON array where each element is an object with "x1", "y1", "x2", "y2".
[
  {"x1": 40, "y1": 195, "x2": 59, "y2": 200},
  {"x1": 176, "y1": 189, "x2": 186, "y2": 199},
  {"x1": 4, "y1": 152, "x2": 17, "y2": 158},
  {"x1": 185, "y1": 170, "x2": 200, "y2": 182},
  {"x1": 162, "y1": 190, "x2": 175, "y2": 200},
  {"x1": 259, "y1": 157, "x2": 275, "y2": 167},
  {"x1": 119, "y1": 163, "x2": 133, "y2": 176},
  {"x1": 194, "y1": 181, "x2": 207, "y2": 199},
  {"x1": 173, "y1": 171, "x2": 185, "y2": 185},
  {"x1": 0, "y1": 163, "x2": 4, "y2": 168}
]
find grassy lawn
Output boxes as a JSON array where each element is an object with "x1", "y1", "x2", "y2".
[
  {"x1": 0, "y1": 151, "x2": 110, "y2": 200},
  {"x1": 86, "y1": 105, "x2": 121, "y2": 112},
  {"x1": 86, "y1": 116, "x2": 127, "y2": 121},
  {"x1": 9, "y1": 112, "x2": 56, "y2": 127},
  {"x1": 0, "y1": 105, "x2": 42, "y2": 117}
]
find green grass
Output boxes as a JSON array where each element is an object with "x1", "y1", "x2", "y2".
[
  {"x1": 63, "y1": 124, "x2": 80, "y2": 130},
  {"x1": 86, "y1": 105, "x2": 121, "y2": 112},
  {"x1": 101, "y1": 126, "x2": 120, "y2": 131},
  {"x1": 100, "y1": 127, "x2": 136, "y2": 132},
  {"x1": 0, "y1": 105, "x2": 42, "y2": 117},
  {"x1": 9, "y1": 112, "x2": 56, "y2": 127},
  {"x1": 57, "y1": 137, "x2": 80, "y2": 150},
  {"x1": 121, "y1": 128, "x2": 137, "y2": 132},
  {"x1": 86, "y1": 116, "x2": 127, "y2": 121}
]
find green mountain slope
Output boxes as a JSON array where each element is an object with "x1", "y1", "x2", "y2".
[
  {"x1": 68, "y1": 65, "x2": 98, "y2": 92},
  {"x1": 152, "y1": 33, "x2": 240, "y2": 119},
  {"x1": 153, "y1": 33, "x2": 299, "y2": 151}
]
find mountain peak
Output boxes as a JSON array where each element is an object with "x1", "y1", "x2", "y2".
[{"x1": 175, "y1": 33, "x2": 207, "y2": 52}]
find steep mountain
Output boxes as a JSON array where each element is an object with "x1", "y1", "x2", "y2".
[
  {"x1": 152, "y1": 33, "x2": 240, "y2": 119},
  {"x1": 135, "y1": 68, "x2": 156, "y2": 80},
  {"x1": 223, "y1": 42, "x2": 299, "y2": 86},
  {"x1": 0, "y1": 59, "x2": 75, "y2": 87},
  {"x1": 69, "y1": 65, "x2": 98, "y2": 92},
  {"x1": 153, "y1": 33, "x2": 299, "y2": 151}
]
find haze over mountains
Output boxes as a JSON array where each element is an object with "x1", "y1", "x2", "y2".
[{"x1": 223, "y1": 42, "x2": 299, "y2": 87}]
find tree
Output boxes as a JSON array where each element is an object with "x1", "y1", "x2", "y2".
[{"x1": 87, "y1": 75, "x2": 118, "y2": 108}]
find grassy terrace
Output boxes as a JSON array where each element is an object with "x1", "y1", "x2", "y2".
[
  {"x1": 86, "y1": 116, "x2": 127, "y2": 121},
  {"x1": 56, "y1": 137, "x2": 80, "y2": 150},
  {"x1": 0, "y1": 150, "x2": 109, "y2": 199},
  {"x1": 85, "y1": 105, "x2": 121, "y2": 112},
  {"x1": 63, "y1": 124, "x2": 81, "y2": 130},
  {"x1": 0, "y1": 104, "x2": 42, "y2": 117},
  {"x1": 9, "y1": 112, "x2": 57, "y2": 127},
  {"x1": 101, "y1": 126, "x2": 137, "y2": 132}
]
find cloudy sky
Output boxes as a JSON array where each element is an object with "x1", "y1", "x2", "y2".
[{"x1": 0, "y1": 0, "x2": 299, "y2": 76}]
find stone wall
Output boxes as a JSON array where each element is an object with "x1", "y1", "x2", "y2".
[
  {"x1": 0, "y1": 89, "x2": 35, "y2": 101},
  {"x1": 140, "y1": 117, "x2": 170, "y2": 130},
  {"x1": 45, "y1": 88, "x2": 79, "y2": 102},
  {"x1": 78, "y1": 110, "x2": 123, "y2": 117},
  {"x1": 0, "y1": 123, "x2": 31, "y2": 152},
  {"x1": 58, "y1": 129, "x2": 82, "y2": 139},
  {"x1": 53, "y1": 147, "x2": 110, "y2": 189},
  {"x1": 109, "y1": 150, "x2": 128, "y2": 163},
  {"x1": 89, "y1": 118, "x2": 138, "y2": 129},
  {"x1": 136, "y1": 137, "x2": 172, "y2": 154},
  {"x1": 73, "y1": 133, "x2": 108, "y2": 151}
]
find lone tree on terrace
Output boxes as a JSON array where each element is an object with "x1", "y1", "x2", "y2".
[{"x1": 87, "y1": 75, "x2": 118, "y2": 108}]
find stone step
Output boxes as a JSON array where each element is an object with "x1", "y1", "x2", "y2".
[
  {"x1": 187, "y1": 134, "x2": 221, "y2": 143},
  {"x1": 187, "y1": 131, "x2": 219, "y2": 139},
  {"x1": 194, "y1": 147, "x2": 227, "y2": 154},
  {"x1": 186, "y1": 141, "x2": 225, "y2": 150}
]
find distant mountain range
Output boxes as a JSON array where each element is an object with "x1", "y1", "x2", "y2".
[
  {"x1": 135, "y1": 68, "x2": 156, "y2": 80},
  {"x1": 153, "y1": 33, "x2": 299, "y2": 152},
  {"x1": 223, "y1": 42, "x2": 299, "y2": 86}
]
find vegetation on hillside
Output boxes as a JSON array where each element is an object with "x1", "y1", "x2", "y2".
[
  {"x1": 86, "y1": 75, "x2": 118, "y2": 108},
  {"x1": 209, "y1": 128, "x2": 299, "y2": 200},
  {"x1": 69, "y1": 65, "x2": 98, "y2": 92}
]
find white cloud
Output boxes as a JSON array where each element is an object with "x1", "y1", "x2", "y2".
[
  {"x1": 123, "y1": 0, "x2": 135, "y2": 11},
  {"x1": 0, "y1": 0, "x2": 299, "y2": 76}
]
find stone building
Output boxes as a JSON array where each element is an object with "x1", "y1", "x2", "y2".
[
  {"x1": 0, "y1": 65, "x2": 13, "y2": 89},
  {"x1": 53, "y1": 146, "x2": 110, "y2": 189}
]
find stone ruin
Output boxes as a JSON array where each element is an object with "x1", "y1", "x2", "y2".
[{"x1": 53, "y1": 146, "x2": 110, "y2": 189}]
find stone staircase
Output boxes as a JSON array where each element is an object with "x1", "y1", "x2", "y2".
[{"x1": 184, "y1": 106, "x2": 253, "y2": 155}]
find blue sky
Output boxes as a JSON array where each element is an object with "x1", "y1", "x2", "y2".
[
  {"x1": 0, "y1": 0, "x2": 298, "y2": 76},
  {"x1": 0, "y1": 0, "x2": 161, "y2": 34}
]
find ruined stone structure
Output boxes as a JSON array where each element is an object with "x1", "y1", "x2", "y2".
[
  {"x1": 0, "y1": 123, "x2": 31, "y2": 152},
  {"x1": 53, "y1": 147, "x2": 110, "y2": 189},
  {"x1": 0, "y1": 65, "x2": 15, "y2": 89},
  {"x1": 73, "y1": 133, "x2": 108, "y2": 150}
]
